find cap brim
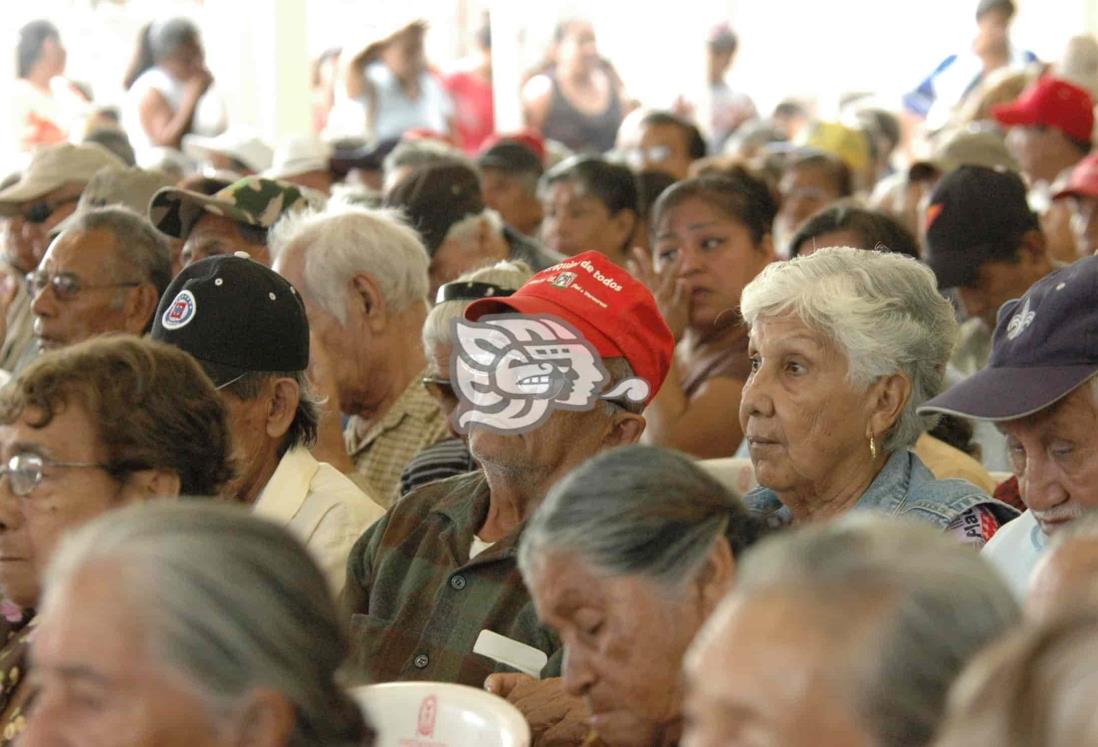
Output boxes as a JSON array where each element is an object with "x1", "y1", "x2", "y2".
[
  {"x1": 150, "y1": 188, "x2": 260, "y2": 239},
  {"x1": 466, "y1": 295, "x2": 621, "y2": 359},
  {"x1": 991, "y1": 103, "x2": 1038, "y2": 129},
  {"x1": 919, "y1": 364, "x2": 1098, "y2": 421},
  {"x1": 194, "y1": 357, "x2": 251, "y2": 389}
]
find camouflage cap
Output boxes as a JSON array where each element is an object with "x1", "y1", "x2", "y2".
[{"x1": 149, "y1": 176, "x2": 307, "y2": 240}]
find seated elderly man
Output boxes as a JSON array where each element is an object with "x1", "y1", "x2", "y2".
[
  {"x1": 149, "y1": 176, "x2": 309, "y2": 268},
  {"x1": 0, "y1": 143, "x2": 125, "y2": 371},
  {"x1": 0, "y1": 336, "x2": 231, "y2": 742},
  {"x1": 385, "y1": 160, "x2": 562, "y2": 297},
  {"x1": 29, "y1": 206, "x2": 170, "y2": 353},
  {"x1": 270, "y1": 203, "x2": 448, "y2": 504},
  {"x1": 342, "y1": 251, "x2": 674, "y2": 687},
  {"x1": 152, "y1": 254, "x2": 385, "y2": 589},
  {"x1": 23, "y1": 502, "x2": 375, "y2": 746},
  {"x1": 920, "y1": 254, "x2": 1098, "y2": 597},
  {"x1": 739, "y1": 247, "x2": 1017, "y2": 541},
  {"x1": 683, "y1": 517, "x2": 1020, "y2": 747},
  {"x1": 505, "y1": 445, "x2": 764, "y2": 746}
]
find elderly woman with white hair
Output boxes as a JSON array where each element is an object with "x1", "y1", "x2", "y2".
[
  {"x1": 398, "y1": 259, "x2": 534, "y2": 496},
  {"x1": 504, "y1": 445, "x2": 766, "y2": 747},
  {"x1": 738, "y1": 247, "x2": 1016, "y2": 543},
  {"x1": 683, "y1": 517, "x2": 1021, "y2": 747},
  {"x1": 21, "y1": 502, "x2": 374, "y2": 746}
]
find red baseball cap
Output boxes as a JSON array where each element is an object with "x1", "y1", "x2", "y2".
[
  {"x1": 465, "y1": 251, "x2": 674, "y2": 405},
  {"x1": 1054, "y1": 152, "x2": 1098, "y2": 200},
  {"x1": 991, "y1": 76, "x2": 1095, "y2": 143}
]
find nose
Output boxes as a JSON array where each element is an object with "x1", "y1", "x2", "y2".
[
  {"x1": 1018, "y1": 452, "x2": 1069, "y2": 513},
  {"x1": 29, "y1": 279, "x2": 55, "y2": 318},
  {"x1": 560, "y1": 645, "x2": 595, "y2": 699},
  {"x1": 738, "y1": 365, "x2": 774, "y2": 424},
  {"x1": 0, "y1": 471, "x2": 24, "y2": 532},
  {"x1": 956, "y1": 286, "x2": 988, "y2": 323},
  {"x1": 676, "y1": 245, "x2": 703, "y2": 276}
]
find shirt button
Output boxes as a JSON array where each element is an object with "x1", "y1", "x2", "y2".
[
  {"x1": 450, "y1": 574, "x2": 467, "y2": 590},
  {"x1": 414, "y1": 653, "x2": 429, "y2": 669}
]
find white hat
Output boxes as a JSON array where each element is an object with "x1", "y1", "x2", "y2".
[
  {"x1": 264, "y1": 136, "x2": 331, "y2": 180},
  {"x1": 0, "y1": 143, "x2": 124, "y2": 212},
  {"x1": 182, "y1": 129, "x2": 273, "y2": 174}
]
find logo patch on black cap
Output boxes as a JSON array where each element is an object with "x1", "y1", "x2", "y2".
[{"x1": 162, "y1": 290, "x2": 197, "y2": 330}]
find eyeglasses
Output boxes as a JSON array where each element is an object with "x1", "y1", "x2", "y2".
[
  {"x1": 0, "y1": 453, "x2": 111, "y2": 498},
  {"x1": 25, "y1": 270, "x2": 141, "y2": 301},
  {"x1": 21, "y1": 196, "x2": 79, "y2": 225},
  {"x1": 421, "y1": 377, "x2": 457, "y2": 404}
]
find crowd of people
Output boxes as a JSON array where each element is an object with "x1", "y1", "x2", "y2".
[{"x1": 0, "y1": 1, "x2": 1097, "y2": 745}]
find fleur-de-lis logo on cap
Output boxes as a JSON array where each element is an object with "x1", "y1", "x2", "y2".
[{"x1": 1006, "y1": 298, "x2": 1036, "y2": 341}]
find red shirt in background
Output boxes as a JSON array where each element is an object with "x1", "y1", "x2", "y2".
[{"x1": 445, "y1": 70, "x2": 494, "y2": 154}]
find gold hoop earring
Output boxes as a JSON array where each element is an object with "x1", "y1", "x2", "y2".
[{"x1": 869, "y1": 435, "x2": 878, "y2": 460}]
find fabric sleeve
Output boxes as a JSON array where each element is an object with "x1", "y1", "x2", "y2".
[{"x1": 946, "y1": 504, "x2": 1002, "y2": 549}]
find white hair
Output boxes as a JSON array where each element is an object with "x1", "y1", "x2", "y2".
[
  {"x1": 442, "y1": 208, "x2": 504, "y2": 250},
  {"x1": 724, "y1": 516, "x2": 1019, "y2": 747},
  {"x1": 269, "y1": 201, "x2": 429, "y2": 324},
  {"x1": 740, "y1": 247, "x2": 958, "y2": 451},
  {"x1": 421, "y1": 258, "x2": 534, "y2": 353},
  {"x1": 41, "y1": 501, "x2": 370, "y2": 746}
]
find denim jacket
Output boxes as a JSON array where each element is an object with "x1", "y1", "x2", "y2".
[{"x1": 744, "y1": 449, "x2": 1019, "y2": 530}]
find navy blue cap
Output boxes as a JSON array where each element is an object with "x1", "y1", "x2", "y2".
[
  {"x1": 151, "y1": 253, "x2": 309, "y2": 386},
  {"x1": 920, "y1": 255, "x2": 1098, "y2": 421}
]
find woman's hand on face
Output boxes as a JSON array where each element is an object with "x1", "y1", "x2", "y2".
[
  {"x1": 629, "y1": 246, "x2": 688, "y2": 343},
  {"x1": 184, "y1": 67, "x2": 214, "y2": 98},
  {"x1": 485, "y1": 674, "x2": 590, "y2": 746}
]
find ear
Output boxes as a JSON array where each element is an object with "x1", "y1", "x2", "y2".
[
  {"x1": 602, "y1": 411, "x2": 646, "y2": 449},
  {"x1": 757, "y1": 232, "x2": 777, "y2": 263},
  {"x1": 228, "y1": 688, "x2": 297, "y2": 747},
  {"x1": 123, "y1": 284, "x2": 161, "y2": 334},
  {"x1": 350, "y1": 272, "x2": 387, "y2": 332},
  {"x1": 866, "y1": 372, "x2": 911, "y2": 446},
  {"x1": 265, "y1": 377, "x2": 300, "y2": 440},
  {"x1": 1019, "y1": 229, "x2": 1050, "y2": 270},
  {"x1": 118, "y1": 468, "x2": 182, "y2": 502},
  {"x1": 609, "y1": 209, "x2": 638, "y2": 252},
  {"x1": 693, "y1": 536, "x2": 735, "y2": 618}
]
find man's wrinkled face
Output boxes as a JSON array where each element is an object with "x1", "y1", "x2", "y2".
[
  {"x1": 999, "y1": 382, "x2": 1098, "y2": 537},
  {"x1": 181, "y1": 213, "x2": 269, "y2": 268},
  {"x1": 956, "y1": 256, "x2": 1040, "y2": 330},
  {"x1": 0, "y1": 183, "x2": 84, "y2": 273},
  {"x1": 31, "y1": 228, "x2": 142, "y2": 351}
]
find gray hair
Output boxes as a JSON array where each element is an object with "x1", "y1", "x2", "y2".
[
  {"x1": 728, "y1": 516, "x2": 1019, "y2": 747},
  {"x1": 740, "y1": 247, "x2": 958, "y2": 451},
  {"x1": 421, "y1": 259, "x2": 534, "y2": 353},
  {"x1": 268, "y1": 202, "x2": 429, "y2": 324},
  {"x1": 221, "y1": 369, "x2": 321, "y2": 454},
  {"x1": 933, "y1": 612, "x2": 1098, "y2": 747},
  {"x1": 41, "y1": 502, "x2": 372, "y2": 746},
  {"x1": 519, "y1": 445, "x2": 765, "y2": 590},
  {"x1": 67, "y1": 205, "x2": 172, "y2": 301}
]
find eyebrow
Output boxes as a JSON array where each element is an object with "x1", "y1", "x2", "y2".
[
  {"x1": 656, "y1": 222, "x2": 725, "y2": 240},
  {"x1": 35, "y1": 662, "x2": 113, "y2": 687}
]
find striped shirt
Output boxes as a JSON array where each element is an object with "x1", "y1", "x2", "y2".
[{"x1": 399, "y1": 437, "x2": 478, "y2": 497}]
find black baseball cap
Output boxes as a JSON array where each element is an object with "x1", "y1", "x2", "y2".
[
  {"x1": 919, "y1": 254, "x2": 1098, "y2": 421},
  {"x1": 151, "y1": 253, "x2": 309, "y2": 386},
  {"x1": 923, "y1": 165, "x2": 1039, "y2": 289},
  {"x1": 477, "y1": 140, "x2": 544, "y2": 176},
  {"x1": 384, "y1": 161, "x2": 485, "y2": 255}
]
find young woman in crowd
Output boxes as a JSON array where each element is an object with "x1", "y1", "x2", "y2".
[{"x1": 632, "y1": 169, "x2": 776, "y2": 458}]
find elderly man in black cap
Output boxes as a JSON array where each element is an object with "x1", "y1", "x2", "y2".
[
  {"x1": 151, "y1": 253, "x2": 384, "y2": 589},
  {"x1": 385, "y1": 160, "x2": 561, "y2": 298},
  {"x1": 921, "y1": 254, "x2": 1098, "y2": 599}
]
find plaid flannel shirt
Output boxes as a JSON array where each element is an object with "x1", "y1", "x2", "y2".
[
  {"x1": 341, "y1": 471, "x2": 562, "y2": 687},
  {"x1": 345, "y1": 369, "x2": 449, "y2": 507}
]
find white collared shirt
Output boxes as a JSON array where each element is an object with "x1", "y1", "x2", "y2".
[
  {"x1": 982, "y1": 510, "x2": 1047, "y2": 599},
  {"x1": 254, "y1": 445, "x2": 385, "y2": 593}
]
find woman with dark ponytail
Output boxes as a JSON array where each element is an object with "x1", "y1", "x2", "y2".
[
  {"x1": 122, "y1": 18, "x2": 226, "y2": 158},
  {"x1": 11, "y1": 20, "x2": 88, "y2": 151}
]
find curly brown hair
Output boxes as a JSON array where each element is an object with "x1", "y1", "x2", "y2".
[{"x1": 0, "y1": 335, "x2": 233, "y2": 495}]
